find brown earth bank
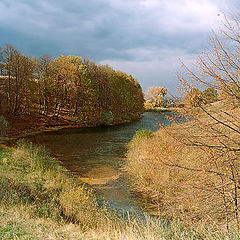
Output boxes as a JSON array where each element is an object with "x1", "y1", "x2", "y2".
[
  {"x1": 4, "y1": 113, "x2": 83, "y2": 138},
  {"x1": 2, "y1": 111, "x2": 142, "y2": 139}
]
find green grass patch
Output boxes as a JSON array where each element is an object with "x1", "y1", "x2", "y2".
[
  {"x1": 0, "y1": 221, "x2": 36, "y2": 240},
  {"x1": 145, "y1": 108, "x2": 174, "y2": 113},
  {"x1": 134, "y1": 129, "x2": 153, "y2": 139}
]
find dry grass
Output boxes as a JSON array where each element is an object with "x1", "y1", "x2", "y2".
[
  {"x1": 2, "y1": 204, "x2": 234, "y2": 240},
  {"x1": 126, "y1": 102, "x2": 240, "y2": 228},
  {"x1": 1, "y1": 138, "x2": 240, "y2": 239}
]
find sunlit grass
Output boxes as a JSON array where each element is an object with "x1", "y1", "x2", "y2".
[
  {"x1": 1, "y1": 139, "x2": 240, "y2": 239},
  {"x1": 0, "y1": 141, "x2": 121, "y2": 229},
  {"x1": 126, "y1": 103, "x2": 240, "y2": 230}
]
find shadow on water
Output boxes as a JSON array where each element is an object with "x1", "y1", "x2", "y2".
[{"x1": 25, "y1": 112, "x2": 188, "y2": 217}]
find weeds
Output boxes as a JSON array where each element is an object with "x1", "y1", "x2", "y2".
[{"x1": 134, "y1": 129, "x2": 153, "y2": 139}]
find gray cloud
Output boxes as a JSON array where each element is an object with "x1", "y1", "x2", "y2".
[{"x1": 0, "y1": 0, "x2": 238, "y2": 93}]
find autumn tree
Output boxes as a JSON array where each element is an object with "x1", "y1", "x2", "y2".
[
  {"x1": 183, "y1": 87, "x2": 204, "y2": 107},
  {"x1": 145, "y1": 86, "x2": 167, "y2": 107},
  {"x1": 126, "y1": 15, "x2": 240, "y2": 230},
  {"x1": 0, "y1": 44, "x2": 18, "y2": 113},
  {"x1": 36, "y1": 54, "x2": 52, "y2": 114},
  {"x1": 0, "y1": 45, "x2": 144, "y2": 126},
  {"x1": 0, "y1": 44, "x2": 35, "y2": 115},
  {"x1": 11, "y1": 53, "x2": 35, "y2": 114}
]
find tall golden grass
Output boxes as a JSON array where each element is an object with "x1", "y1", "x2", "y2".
[{"x1": 126, "y1": 101, "x2": 240, "y2": 229}]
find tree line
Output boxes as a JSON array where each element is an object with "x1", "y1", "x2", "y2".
[{"x1": 0, "y1": 45, "x2": 144, "y2": 125}]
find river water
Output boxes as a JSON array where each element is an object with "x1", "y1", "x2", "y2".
[{"x1": 26, "y1": 112, "x2": 186, "y2": 216}]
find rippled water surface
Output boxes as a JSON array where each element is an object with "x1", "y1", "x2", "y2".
[{"x1": 26, "y1": 112, "x2": 186, "y2": 215}]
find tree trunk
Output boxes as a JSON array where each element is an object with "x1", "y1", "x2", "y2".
[
  {"x1": 73, "y1": 98, "x2": 79, "y2": 116},
  {"x1": 43, "y1": 98, "x2": 48, "y2": 115},
  {"x1": 7, "y1": 70, "x2": 11, "y2": 113},
  {"x1": 52, "y1": 103, "x2": 58, "y2": 118}
]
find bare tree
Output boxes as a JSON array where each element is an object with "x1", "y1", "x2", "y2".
[{"x1": 173, "y1": 14, "x2": 240, "y2": 229}]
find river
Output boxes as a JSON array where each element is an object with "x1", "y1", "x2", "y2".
[{"x1": 26, "y1": 112, "x2": 186, "y2": 216}]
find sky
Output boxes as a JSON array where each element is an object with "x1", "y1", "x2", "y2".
[{"x1": 0, "y1": 0, "x2": 238, "y2": 94}]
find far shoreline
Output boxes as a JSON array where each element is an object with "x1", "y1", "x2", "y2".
[
  {"x1": 145, "y1": 107, "x2": 183, "y2": 113},
  {"x1": 1, "y1": 109, "x2": 186, "y2": 144},
  {"x1": 0, "y1": 112, "x2": 143, "y2": 143}
]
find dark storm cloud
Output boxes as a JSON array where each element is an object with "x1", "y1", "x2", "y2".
[{"x1": 0, "y1": 0, "x2": 238, "y2": 92}]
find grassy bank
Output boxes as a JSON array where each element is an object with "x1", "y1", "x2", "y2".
[
  {"x1": 0, "y1": 141, "x2": 121, "y2": 239},
  {"x1": 1, "y1": 141, "x2": 237, "y2": 239}
]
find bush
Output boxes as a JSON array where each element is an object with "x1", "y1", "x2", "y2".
[
  {"x1": 134, "y1": 129, "x2": 152, "y2": 139},
  {"x1": 202, "y1": 87, "x2": 218, "y2": 103},
  {"x1": 0, "y1": 115, "x2": 9, "y2": 136},
  {"x1": 100, "y1": 111, "x2": 114, "y2": 125}
]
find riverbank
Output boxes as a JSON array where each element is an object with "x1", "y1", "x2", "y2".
[
  {"x1": 145, "y1": 107, "x2": 189, "y2": 115},
  {"x1": 0, "y1": 141, "x2": 130, "y2": 239},
  {"x1": 0, "y1": 141, "x2": 234, "y2": 239},
  {"x1": 1, "y1": 107, "x2": 185, "y2": 141},
  {"x1": 125, "y1": 102, "x2": 240, "y2": 232},
  {"x1": 1, "y1": 111, "x2": 142, "y2": 142}
]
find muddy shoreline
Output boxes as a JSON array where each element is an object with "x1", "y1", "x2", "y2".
[{"x1": 1, "y1": 111, "x2": 143, "y2": 142}]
